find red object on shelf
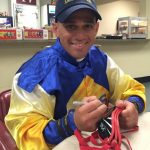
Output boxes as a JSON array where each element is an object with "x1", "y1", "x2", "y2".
[
  {"x1": 23, "y1": 29, "x2": 48, "y2": 40},
  {"x1": 0, "y1": 29, "x2": 22, "y2": 40},
  {"x1": 24, "y1": 29, "x2": 43, "y2": 39}
]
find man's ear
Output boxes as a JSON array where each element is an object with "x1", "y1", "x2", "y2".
[
  {"x1": 95, "y1": 21, "x2": 99, "y2": 33},
  {"x1": 52, "y1": 22, "x2": 59, "y2": 37}
]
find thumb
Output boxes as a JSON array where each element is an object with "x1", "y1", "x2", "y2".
[{"x1": 116, "y1": 100, "x2": 125, "y2": 109}]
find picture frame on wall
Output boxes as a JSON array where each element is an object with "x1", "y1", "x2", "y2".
[{"x1": 16, "y1": 0, "x2": 36, "y2": 5}]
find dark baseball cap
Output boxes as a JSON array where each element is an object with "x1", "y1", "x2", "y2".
[{"x1": 55, "y1": 0, "x2": 102, "y2": 22}]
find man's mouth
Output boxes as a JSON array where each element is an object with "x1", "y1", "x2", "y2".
[{"x1": 72, "y1": 42, "x2": 87, "y2": 49}]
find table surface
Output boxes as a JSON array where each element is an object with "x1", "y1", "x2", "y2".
[{"x1": 53, "y1": 112, "x2": 150, "y2": 150}]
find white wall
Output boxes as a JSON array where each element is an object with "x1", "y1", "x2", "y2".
[
  {"x1": 0, "y1": 0, "x2": 9, "y2": 14},
  {"x1": 0, "y1": 41, "x2": 50, "y2": 92},
  {"x1": 97, "y1": 0, "x2": 139, "y2": 35},
  {"x1": 95, "y1": 39, "x2": 150, "y2": 78}
]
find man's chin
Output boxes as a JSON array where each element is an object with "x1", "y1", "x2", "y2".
[{"x1": 73, "y1": 54, "x2": 86, "y2": 60}]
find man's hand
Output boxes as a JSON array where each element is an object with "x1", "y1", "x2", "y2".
[
  {"x1": 116, "y1": 100, "x2": 138, "y2": 129},
  {"x1": 74, "y1": 96, "x2": 107, "y2": 132}
]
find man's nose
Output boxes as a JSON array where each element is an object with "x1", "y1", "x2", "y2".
[{"x1": 75, "y1": 28, "x2": 87, "y2": 39}]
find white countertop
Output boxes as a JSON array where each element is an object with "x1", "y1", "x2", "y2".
[{"x1": 53, "y1": 112, "x2": 150, "y2": 150}]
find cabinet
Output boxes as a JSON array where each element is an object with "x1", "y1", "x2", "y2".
[{"x1": 118, "y1": 17, "x2": 148, "y2": 39}]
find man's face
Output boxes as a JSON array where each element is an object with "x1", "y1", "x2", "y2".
[{"x1": 53, "y1": 9, "x2": 99, "y2": 59}]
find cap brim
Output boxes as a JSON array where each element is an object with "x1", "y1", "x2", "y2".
[{"x1": 56, "y1": 4, "x2": 102, "y2": 22}]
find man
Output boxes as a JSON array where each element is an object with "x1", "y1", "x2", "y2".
[{"x1": 5, "y1": 0, "x2": 146, "y2": 150}]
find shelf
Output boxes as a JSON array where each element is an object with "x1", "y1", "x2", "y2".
[
  {"x1": 130, "y1": 26, "x2": 147, "y2": 28},
  {"x1": 0, "y1": 38, "x2": 149, "y2": 43},
  {"x1": 0, "y1": 38, "x2": 149, "y2": 49},
  {"x1": 0, "y1": 39, "x2": 56, "y2": 43},
  {"x1": 95, "y1": 38, "x2": 149, "y2": 41}
]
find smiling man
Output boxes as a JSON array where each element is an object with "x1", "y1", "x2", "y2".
[
  {"x1": 5, "y1": 0, "x2": 146, "y2": 150},
  {"x1": 53, "y1": 9, "x2": 99, "y2": 59}
]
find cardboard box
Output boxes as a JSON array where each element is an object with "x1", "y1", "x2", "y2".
[
  {"x1": 0, "y1": 29, "x2": 22, "y2": 40},
  {"x1": 23, "y1": 29, "x2": 48, "y2": 40},
  {"x1": 43, "y1": 29, "x2": 48, "y2": 39}
]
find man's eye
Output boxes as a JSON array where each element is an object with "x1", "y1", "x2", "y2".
[
  {"x1": 64, "y1": 24, "x2": 76, "y2": 30},
  {"x1": 84, "y1": 24, "x2": 94, "y2": 30}
]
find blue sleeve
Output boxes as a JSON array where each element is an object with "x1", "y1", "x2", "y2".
[
  {"x1": 128, "y1": 96, "x2": 145, "y2": 113},
  {"x1": 17, "y1": 48, "x2": 59, "y2": 93},
  {"x1": 43, "y1": 110, "x2": 77, "y2": 145}
]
